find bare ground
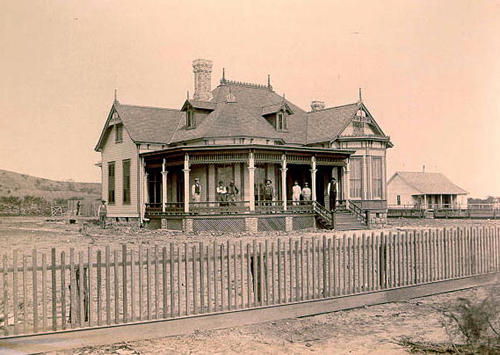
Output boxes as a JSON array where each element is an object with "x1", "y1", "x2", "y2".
[{"x1": 43, "y1": 284, "x2": 500, "y2": 354}]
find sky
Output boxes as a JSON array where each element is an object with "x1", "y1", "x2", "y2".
[{"x1": 0, "y1": 0, "x2": 499, "y2": 198}]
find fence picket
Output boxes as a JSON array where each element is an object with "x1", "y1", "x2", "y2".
[
  {"x1": 105, "y1": 246, "x2": 111, "y2": 325},
  {"x1": 265, "y1": 240, "x2": 270, "y2": 305},
  {"x1": 88, "y1": 247, "x2": 92, "y2": 327},
  {"x1": 200, "y1": 243, "x2": 205, "y2": 313},
  {"x1": 146, "y1": 247, "x2": 152, "y2": 320},
  {"x1": 193, "y1": 245, "x2": 197, "y2": 314},
  {"x1": 22, "y1": 255, "x2": 27, "y2": 334},
  {"x1": 13, "y1": 250, "x2": 18, "y2": 334},
  {"x1": 270, "y1": 240, "x2": 275, "y2": 305},
  {"x1": 311, "y1": 238, "x2": 315, "y2": 298},
  {"x1": 113, "y1": 250, "x2": 119, "y2": 324},
  {"x1": 154, "y1": 246, "x2": 159, "y2": 319},
  {"x1": 170, "y1": 243, "x2": 175, "y2": 317},
  {"x1": 259, "y1": 242, "x2": 265, "y2": 306},
  {"x1": 130, "y1": 250, "x2": 135, "y2": 322},
  {"x1": 289, "y1": 239, "x2": 293, "y2": 302},
  {"x1": 246, "y1": 243, "x2": 251, "y2": 307},
  {"x1": 97, "y1": 251, "x2": 102, "y2": 326},
  {"x1": 214, "y1": 242, "x2": 219, "y2": 311},
  {"x1": 41, "y1": 253, "x2": 47, "y2": 332},
  {"x1": 32, "y1": 249, "x2": 38, "y2": 333},
  {"x1": 177, "y1": 245, "x2": 181, "y2": 316},
  {"x1": 3, "y1": 255, "x2": 8, "y2": 335},
  {"x1": 51, "y1": 248, "x2": 57, "y2": 331},
  {"x1": 233, "y1": 244, "x2": 238, "y2": 308},
  {"x1": 240, "y1": 241, "x2": 245, "y2": 308},
  {"x1": 227, "y1": 241, "x2": 231, "y2": 310},
  {"x1": 220, "y1": 244, "x2": 224, "y2": 311},
  {"x1": 184, "y1": 243, "x2": 189, "y2": 315},
  {"x1": 162, "y1": 247, "x2": 168, "y2": 319},
  {"x1": 122, "y1": 245, "x2": 127, "y2": 323},
  {"x1": 61, "y1": 251, "x2": 66, "y2": 330},
  {"x1": 277, "y1": 239, "x2": 282, "y2": 304}
]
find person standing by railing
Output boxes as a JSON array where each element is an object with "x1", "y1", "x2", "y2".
[
  {"x1": 217, "y1": 181, "x2": 227, "y2": 206},
  {"x1": 226, "y1": 181, "x2": 239, "y2": 206},
  {"x1": 292, "y1": 181, "x2": 301, "y2": 206},
  {"x1": 263, "y1": 179, "x2": 274, "y2": 206},
  {"x1": 301, "y1": 182, "x2": 311, "y2": 201},
  {"x1": 192, "y1": 178, "x2": 202, "y2": 203},
  {"x1": 327, "y1": 177, "x2": 337, "y2": 212}
]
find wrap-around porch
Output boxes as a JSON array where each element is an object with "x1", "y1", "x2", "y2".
[{"x1": 142, "y1": 146, "x2": 352, "y2": 219}]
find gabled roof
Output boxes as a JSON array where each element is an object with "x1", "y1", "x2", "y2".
[
  {"x1": 389, "y1": 172, "x2": 468, "y2": 195},
  {"x1": 180, "y1": 100, "x2": 216, "y2": 112},
  {"x1": 306, "y1": 103, "x2": 359, "y2": 143},
  {"x1": 94, "y1": 102, "x2": 183, "y2": 151},
  {"x1": 261, "y1": 101, "x2": 294, "y2": 116}
]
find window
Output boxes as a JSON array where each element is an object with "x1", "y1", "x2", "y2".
[
  {"x1": 371, "y1": 157, "x2": 383, "y2": 198},
  {"x1": 115, "y1": 124, "x2": 123, "y2": 143},
  {"x1": 276, "y1": 112, "x2": 287, "y2": 131},
  {"x1": 186, "y1": 110, "x2": 194, "y2": 128},
  {"x1": 349, "y1": 157, "x2": 362, "y2": 198},
  {"x1": 122, "y1": 159, "x2": 131, "y2": 205},
  {"x1": 108, "y1": 162, "x2": 115, "y2": 204},
  {"x1": 397, "y1": 195, "x2": 401, "y2": 206}
]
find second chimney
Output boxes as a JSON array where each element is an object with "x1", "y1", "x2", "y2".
[
  {"x1": 192, "y1": 59, "x2": 213, "y2": 101},
  {"x1": 310, "y1": 100, "x2": 325, "y2": 111}
]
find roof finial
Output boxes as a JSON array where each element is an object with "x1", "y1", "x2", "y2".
[
  {"x1": 223, "y1": 67, "x2": 225, "y2": 81},
  {"x1": 267, "y1": 74, "x2": 271, "y2": 88},
  {"x1": 114, "y1": 89, "x2": 118, "y2": 103},
  {"x1": 187, "y1": 90, "x2": 190, "y2": 100},
  {"x1": 358, "y1": 87, "x2": 362, "y2": 102}
]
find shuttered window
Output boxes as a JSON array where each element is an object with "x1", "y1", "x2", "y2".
[
  {"x1": 108, "y1": 162, "x2": 115, "y2": 204},
  {"x1": 122, "y1": 159, "x2": 131, "y2": 205}
]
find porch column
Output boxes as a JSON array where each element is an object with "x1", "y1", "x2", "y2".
[
  {"x1": 310, "y1": 156, "x2": 317, "y2": 201},
  {"x1": 161, "y1": 159, "x2": 168, "y2": 213},
  {"x1": 382, "y1": 154, "x2": 387, "y2": 200},
  {"x1": 362, "y1": 155, "x2": 368, "y2": 200},
  {"x1": 343, "y1": 163, "x2": 350, "y2": 203},
  {"x1": 248, "y1": 152, "x2": 255, "y2": 211},
  {"x1": 423, "y1": 194, "x2": 427, "y2": 209},
  {"x1": 183, "y1": 153, "x2": 190, "y2": 213},
  {"x1": 366, "y1": 155, "x2": 372, "y2": 200},
  {"x1": 440, "y1": 194, "x2": 443, "y2": 208},
  {"x1": 139, "y1": 158, "x2": 147, "y2": 221},
  {"x1": 208, "y1": 164, "x2": 216, "y2": 203},
  {"x1": 281, "y1": 154, "x2": 287, "y2": 210}
]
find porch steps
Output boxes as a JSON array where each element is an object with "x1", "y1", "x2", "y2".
[
  {"x1": 334, "y1": 209, "x2": 367, "y2": 231},
  {"x1": 314, "y1": 207, "x2": 367, "y2": 231}
]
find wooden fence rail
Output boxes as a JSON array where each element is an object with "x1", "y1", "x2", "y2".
[{"x1": 1, "y1": 225, "x2": 499, "y2": 337}]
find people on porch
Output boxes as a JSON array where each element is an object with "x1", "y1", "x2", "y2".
[
  {"x1": 327, "y1": 177, "x2": 337, "y2": 212},
  {"x1": 192, "y1": 178, "x2": 201, "y2": 203},
  {"x1": 226, "y1": 181, "x2": 239, "y2": 205},
  {"x1": 292, "y1": 181, "x2": 301, "y2": 205},
  {"x1": 302, "y1": 182, "x2": 311, "y2": 201},
  {"x1": 263, "y1": 179, "x2": 274, "y2": 205}
]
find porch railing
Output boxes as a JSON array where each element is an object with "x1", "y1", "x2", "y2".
[
  {"x1": 255, "y1": 200, "x2": 284, "y2": 214},
  {"x1": 286, "y1": 200, "x2": 314, "y2": 213},
  {"x1": 348, "y1": 200, "x2": 367, "y2": 225},
  {"x1": 190, "y1": 201, "x2": 250, "y2": 214}
]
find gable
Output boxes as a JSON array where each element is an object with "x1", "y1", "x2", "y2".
[{"x1": 339, "y1": 104, "x2": 385, "y2": 138}]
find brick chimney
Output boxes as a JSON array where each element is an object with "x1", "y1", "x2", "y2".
[
  {"x1": 192, "y1": 59, "x2": 213, "y2": 101},
  {"x1": 310, "y1": 100, "x2": 325, "y2": 111}
]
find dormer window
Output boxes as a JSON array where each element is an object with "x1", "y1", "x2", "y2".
[
  {"x1": 115, "y1": 124, "x2": 123, "y2": 143},
  {"x1": 276, "y1": 112, "x2": 287, "y2": 131},
  {"x1": 186, "y1": 110, "x2": 195, "y2": 128}
]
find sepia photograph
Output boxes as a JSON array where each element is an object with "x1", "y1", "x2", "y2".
[{"x1": 0, "y1": 1, "x2": 499, "y2": 354}]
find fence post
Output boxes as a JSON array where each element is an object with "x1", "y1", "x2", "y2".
[{"x1": 2, "y1": 255, "x2": 8, "y2": 335}]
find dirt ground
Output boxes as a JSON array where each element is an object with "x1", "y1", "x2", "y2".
[
  {"x1": 1, "y1": 216, "x2": 499, "y2": 256},
  {"x1": 1, "y1": 216, "x2": 499, "y2": 354},
  {"x1": 41, "y1": 284, "x2": 499, "y2": 355}
]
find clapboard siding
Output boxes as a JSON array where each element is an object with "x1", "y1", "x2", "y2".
[{"x1": 101, "y1": 125, "x2": 140, "y2": 217}]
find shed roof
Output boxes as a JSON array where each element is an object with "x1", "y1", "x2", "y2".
[{"x1": 392, "y1": 172, "x2": 468, "y2": 195}]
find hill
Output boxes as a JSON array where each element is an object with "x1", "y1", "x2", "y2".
[{"x1": 0, "y1": 169, "x2": 100, "y2": 201}]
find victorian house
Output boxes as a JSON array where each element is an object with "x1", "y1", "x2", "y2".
[{"x1": 95, "y1": 59, "x2": 393, "y2": 232}]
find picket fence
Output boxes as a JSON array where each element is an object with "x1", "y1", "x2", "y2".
[{"x1": 1, "y1": 225, "x2": 499, "y2": 337}]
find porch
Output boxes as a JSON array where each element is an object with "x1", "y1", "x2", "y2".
[{"x1": 140, "y1": 145, "x2": 387, "y2": 231}]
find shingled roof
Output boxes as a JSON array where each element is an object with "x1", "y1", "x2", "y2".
[
  {"x1": 96, "y1": 80, "x2": 390, "y2": 150},
  {"x1": 392, "y1": 172, "x2": 468, "y2": 195},
  {"x1": 94, "y1": 102, "x2": 183, "y2": 151}
]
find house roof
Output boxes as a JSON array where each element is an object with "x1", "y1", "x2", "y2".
[
  {"x1": 392, "y1": 172, "x2": 468, "y2": 195},
  {"x1": 306, "y1": 103, "x2": 359, "y2": 143},
  {"x1": 95, "y1": 78, "x2": 391, "y2": 150},
  {"x1": 94, "y1": 102, "x2": 183, "y2": 151}
]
